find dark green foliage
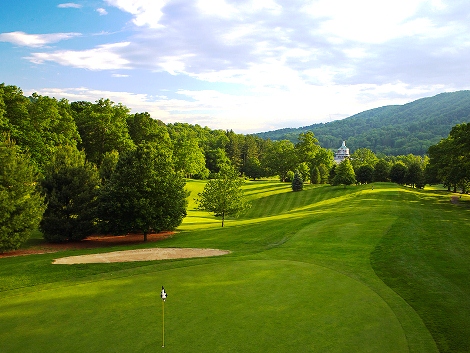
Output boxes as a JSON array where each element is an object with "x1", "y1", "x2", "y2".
[
  {"x1": 126, "y1": 112, "x2": 167, "y2": 145},
  {"x1": 243, "y1": 157, "x2": 265, "y2": 180},
  {"x1": 99, "y1": 150, "x2": 119, "y2": 182},
  {"x1": 197, "y1": 165, "x2": 249, "y2": 227},
  {"x1": 428, "y1": 123, "x2": 470, "y2": 192},
  {"x1": 40, "y1": 146, "x2": 100, "y2": 242},
  {"x1": 0, "y1": 136, "x2": 45, "y2": 252},
  {"x1": 332, "y1": 159, "x2": 356, "y2": 187},
  {"x1": 310, "y1": 166, "x2": 321, "y2": 184},
  {"x1": 390, "y1": 162, "x2": 407, "y2": 185},
  {"x1": 256, "y1": 91, "x2": 470, "y2": 155},
  {"x1": 373, "y1": 159, "x2": 390, "y2": 182},
  {"x1": 97, "y1": 143, "x2": 188, "y2": 240},
  {"x1": 356, "y1": 165, "x2": 374, "y2": 184},
  {"x1": 291, "y1": 171, "x2": 304, "y2": 191},
  {"x1": 404, "y1": 162, "x2": 425, "y2": 188}
]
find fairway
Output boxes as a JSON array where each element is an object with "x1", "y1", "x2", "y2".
[{"x1": 1, "y1": 181, "x2": 468, "y2": 352}]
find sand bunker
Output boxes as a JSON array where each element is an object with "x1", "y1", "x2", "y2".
[{"x1": 53, "y1": 248, "x2": 230, "y2": 264}]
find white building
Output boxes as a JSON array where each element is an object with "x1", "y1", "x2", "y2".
[{"x1": 334, "y1": 141, "x2": 350, "y2": 164}]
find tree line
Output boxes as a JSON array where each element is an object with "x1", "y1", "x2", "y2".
[{"x1": 1, "y1": 83, "x2": 468, "y2": 252}]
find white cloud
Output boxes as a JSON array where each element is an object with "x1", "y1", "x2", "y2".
[
  {"x1": 104, "y1": 0, "x2": 170, "y2": 28},
  {"x1": 97, "y1": 8, "x2": 108, "y2": 15},
  {"x1": 26, "y1": 42, "x2": 131, "y2": 70},
  {"x1": 57, "y1": 3, "x2": 82, "y2": 8},
  {"x1": 0, "y1": 31, "x2": 81, "y2": 47}
]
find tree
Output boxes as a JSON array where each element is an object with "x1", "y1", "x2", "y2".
[
  {"x1": 356, "y1": 165, "x2": 374, "y2": 184},
  {"x1": 310, "y1": 165, "x2": 321, "y2": 184},
  {"x1": 196, "y1": 165, "x2": 249, "y2": 227},
  {"x1": 0, "y1": 135, "x2": 45, "y2": 252},
  {"x1": 72, "y1": 99, "x2": 135, "y2": 166},
  {"x1": 264, "y1": 140, "x2": 298, "y2": 182},
  {"x1": 332, "y1": 159, "x2": 356, "y2": 187},
  {"x1": 390, "y1": 162, "x2": 407, "y2": 185},
  {"x1": 404, "y1": 162, "x2": 425, "y2": 188},
  {"x1": 1, "y1": 86, "x2": 81, "y2": 171},
  {"x1": 312, "y1": 148, "x2": 334, "y2": 184},
  {"x1": 296, "y1": 132, "x2": 320, "y2": 163},
  {"x1": 292, "y1": 171, "x2": 304, "y2": 191},
  {"x1": 127, "y1": 112, "x2": 167, "y2": 145},
  {"x1": 373, "y1": 159, "x2": 390, "y2": 182},
  {"x1": 170, "y1": 128, "x2": 208, "y2": 178},
  {"x1": 97, "y1": 143, "x2": 188, "y2": 241},
  {"x1": 40, "y1": 146, "x2": 100, "y2": 242},
  {"x1": 350, "y1": 148, "x2": 378, "y2": 171},
  {"x1": 244, "y1": 157, "x2": 265, "y2": 180},
  {"x1": 427, "y1": 123, "x2": 470, "y2": 192}
]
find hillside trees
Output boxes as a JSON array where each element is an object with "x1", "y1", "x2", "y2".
[
  {"x1": 97, "y1": 142, "x2": 188, "y2": 241},
  {"x1": 0, "y1": 135, "x2": 45, "y2": 252},
  {"x1": 197, "y1": 164, "x2": 249, "y2": 227},
  {"x1": 40, "y1": 146, "x2": 100, "y2": 242}
]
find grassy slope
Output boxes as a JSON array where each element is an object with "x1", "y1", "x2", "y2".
[{"x1": 0, "y1": 181, "x2": 468, "y2": 352}]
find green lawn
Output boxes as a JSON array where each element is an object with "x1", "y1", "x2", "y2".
[{"x1": 0, "y1": 181, "x2": 468, "y2": 352}]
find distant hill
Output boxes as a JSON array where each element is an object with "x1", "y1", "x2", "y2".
[{"x1": 256, "y1": 91, "x2": 470, "y2": 155}]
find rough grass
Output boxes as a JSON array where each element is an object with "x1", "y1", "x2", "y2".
[{"x1": 0, "y1": 181, "x2": 468, "y2": 352}]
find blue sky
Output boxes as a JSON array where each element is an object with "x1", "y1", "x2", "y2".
[{"x1": 1, "y1": 0, "x2": 470, "y2": 133}]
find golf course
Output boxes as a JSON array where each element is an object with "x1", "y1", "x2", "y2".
[{"x1": 0, "y1": 181, "x2": 469, "y2": 353}]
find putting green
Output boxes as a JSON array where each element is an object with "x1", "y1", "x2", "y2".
[{"x1": 0, "y1": 259, "x2": 406, "y2": 353}]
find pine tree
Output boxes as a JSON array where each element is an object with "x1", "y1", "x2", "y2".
[
  {"x1": 292, "y1": 171, "x2": 304, "y2": 191},
  {"x1": 40, "y1": 146, "x2": 100, "y2": 242},
  {"x1": 0, "y1": 135, "x2": 45, "y2": 252}
]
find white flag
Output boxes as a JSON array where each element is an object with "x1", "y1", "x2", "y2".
[{"x1": 161, "y1": 286, "x2": 167, "y2": 301}]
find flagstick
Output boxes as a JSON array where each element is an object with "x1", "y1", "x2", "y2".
[{"x1": 162, "y1": 299, "x2": 165, "y2": 348}]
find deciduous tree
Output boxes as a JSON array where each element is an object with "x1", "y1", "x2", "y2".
[
  {"x1": 332, "y1": 159, "x2": 356, "y2": 187},
  {"x1": 196, "y1": 165, "x2": 249, "y2": 227}
]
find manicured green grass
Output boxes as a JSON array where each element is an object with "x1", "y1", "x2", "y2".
[{"x1": 0, "y1": 180, "x2": 468, "y2": 352}]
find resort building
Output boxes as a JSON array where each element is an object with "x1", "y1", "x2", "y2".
[{"x1": 334, "y1": 141, "x2": 350, "y2": 163}]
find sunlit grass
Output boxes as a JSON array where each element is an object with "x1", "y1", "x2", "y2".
[{"x1": 1, "y1": 180, "x2": 468, "y2": 352}]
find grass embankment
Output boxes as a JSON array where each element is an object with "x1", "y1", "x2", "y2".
[{"x1": 0, "y1": 181, "x2": 468, "y2": 352}]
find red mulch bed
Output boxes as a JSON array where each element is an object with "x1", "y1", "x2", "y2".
[{"x1": 0, "y1": 232, "x2": 174, "y2": 258}]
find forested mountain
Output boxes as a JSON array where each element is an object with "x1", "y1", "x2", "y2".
[{"x1": 256, "y1": 91, "x2": 470, "y2": 155}]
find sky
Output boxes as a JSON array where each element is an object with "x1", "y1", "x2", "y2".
[{"x1": 1, "y1": 0, "x2": 470, "y2": 134}]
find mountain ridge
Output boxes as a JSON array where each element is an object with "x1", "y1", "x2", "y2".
[{"x1": 256, "y1": 91, "x2": 470, "y2": 155}]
